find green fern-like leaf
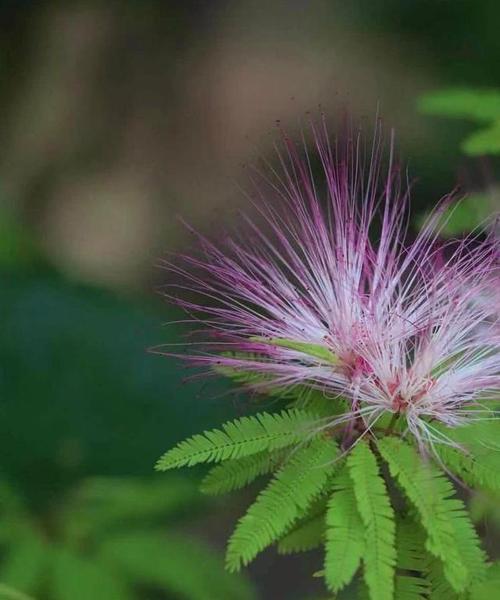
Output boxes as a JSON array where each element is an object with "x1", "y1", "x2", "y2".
[
  {"x1": 447, "y1": 501, "x2": 487, "y2": 585},
  {"x1": 287, "y1": 389, "x2": 350, "y2": 419},
  {"x1": 394, "y1": 519, "x2": 431, "y2": 599},
  {"x1": 216, "y1": 351, "x2": 347, "y2": 417},
  {"x1": 452, "y1": 419, "x2": 500, "y2": 449},
  {"x1": 469, "y1": 562, "x2": 500, "y2": 600},
  {"x1": 215, "y1": 353, "x2": 298, "y2": 397},
  {"x1": 277, "y1": 495, "x2": 328, "y2": 554},
  {"x1": 347, "y1": 441, "x2": 396, "y2": 600},
  {"x1": 156, "y1": 409, "x2": 319, "y2": 470},
  {"x1": 200, "y1": 450, "x2": 285, "y2": 496},
  {"x1": 394, "y1": 575, "x2": 429, "y2": 600},
  {"x1": 276, "y1": 513, "x2": 325, "y2": 555},
  {"x1": 324, "y1": 465, "x2": 365, "y2": 593},
  {"x1": 378, "y1": 437, "x2": 486, "y2": 593},
  {"x1": 395, "y1": 518, "x2": 427, "y2": 573},
  {"x1": 435, "y1": 422, "x2": 500, "y2": 493},
  {"x1": 225, "y1": 437, "x2": 338, "y2": 571},
  {"x1": 430, "y1": 460, "x2": 487, "y2": 591},
  {"x1": 251, "y1": 337, "x2": 338, "y2": 364},
  {"x1": 217, "y1": 355, "x2": 340, "y2": 417},
  {"x1": 395, "y1": 516, "x2": 453, "y2": 600},
  {"x1": 215, "y1": 352, "x2": 323, "y2": 407},
  {"x1": 435, "y1": 444, "x2": 500, "y2": 493},
  {"x1": 356, "y1": 578, "x2": 372, "y2": 600},
  {"x1": 425, "y1": 558, "x2": 459, "y2": 600}
]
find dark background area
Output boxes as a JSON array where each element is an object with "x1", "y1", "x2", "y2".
[{"x1": 0, "y1": 2, "x2": 499, "y2": 599}]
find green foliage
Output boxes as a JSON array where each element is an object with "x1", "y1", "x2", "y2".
[
  {"x1": 215, "y1": 352, "x2": 348, "y2": 418},
  {"x1": 200, "y1": 450, "x2": 285, "y2": 495},
  {"x1": 469, "y1": 491, "x2": 500, "y2": 528},
  {"x1": 277, "y1": 507, "x2": 326, "y2": 555},
  {"x1": 435, "y1": 421, "x2": 500, "y2": 493},
  {"x1": 418, "y1": 88, "x2": 500, "y2": 155},
  {"x1": 99, "y1": 532, "x2": 255, "y2": 600},
  {"x1": 226, "y1": 437, "x2": 338, "y2": 571},
  {"x1": 0, "y1": 477, "x2": 256, "y2": 600},
  {"x1": 64, "y1": 476, "x2": 203, "y2": 537},
  {"x1": 425, "y1": 561, "x2": 458, "y2": 600},
  {"x1": 395, "y1": 518, "x2": 427, "y2": 573},
  {"x1": 52, "y1": 548, "x2": 131, "y2": 600},
  {"x1": 156, "y1": 408, "x2": 319, "y2": 470},
  {"x1": 347, "y1": 441, "x2": 396, "y2": 600},
  {"x1": 0, "y1": 584, "x2": 36, "y2": 600},
  {"x1": 251, "y1": 337, "x2": 339, "y2": 364},
  {"x1": 417, "y1": 193, "x2": 496, "y2": 237},
  {"x1": 378, "y1": 438, "x2": 486, "y2": 592},
  {"x1": 215, "y1": 352, "x2": 342, "y2": 416},
  {"x1": 394, "y1": 576, "x2": 428, "y2": 600},
  {"x1": 0, "y1": 209, "x2": 38, "y2": 270},
  {"x1": 159, "y1": 400, "x2": 497, "y2": 599},
  {"x1": 0, "y1": 532, "x2": 47, "y2": 594},
  {"x1": 418, "y1": 88, "x2": 500, "y2": 121},
  {"x1": 287, "y1": 390, "x2": 351, "y2": 420},
  {"x1": 324, "y1": 466, "x2": 365, "y2": 593},
  {"x1": 214, "y1": 352, "x2": 298, "y2": 397},
  {"x1": 0, "y1": 273, "x2": 239, "y2": 505},
  {"x1": 394, "y1": 520, "x2": 432, "y2": 599},
  {"x1": 463, "y1": 123, "x2": 500, "y2": 154},
  {"x1": 468, "y1": 563, "x2": 500, "y2": 600},
  {"x1": 454, "y1": 419, "x2": 500, "y2": 451},
  {"x1": 435, "y1": 443, "x2": 500, "y2": 494}
]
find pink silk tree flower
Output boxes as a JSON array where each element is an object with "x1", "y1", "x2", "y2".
[{"x1": 161, "y1": 119, "x2": 500, "y2": 451}]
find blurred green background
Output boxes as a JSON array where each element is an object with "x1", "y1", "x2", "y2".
[{"x1": 0, "y1": 2, "x2": 499, "y2": 599}]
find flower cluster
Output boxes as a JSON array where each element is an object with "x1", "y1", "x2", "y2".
[{"x1": 164, "y1": 119, "x2": 500, "y2": 452}]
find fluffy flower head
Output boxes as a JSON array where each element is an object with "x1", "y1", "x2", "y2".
[{"x1": 164, "y1": 119, "x2": 500, "y2": 450}]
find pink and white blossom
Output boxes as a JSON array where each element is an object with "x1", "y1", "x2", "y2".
[{"x1": 162, "y1": 119, "x2": 500, "y2": 449}]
